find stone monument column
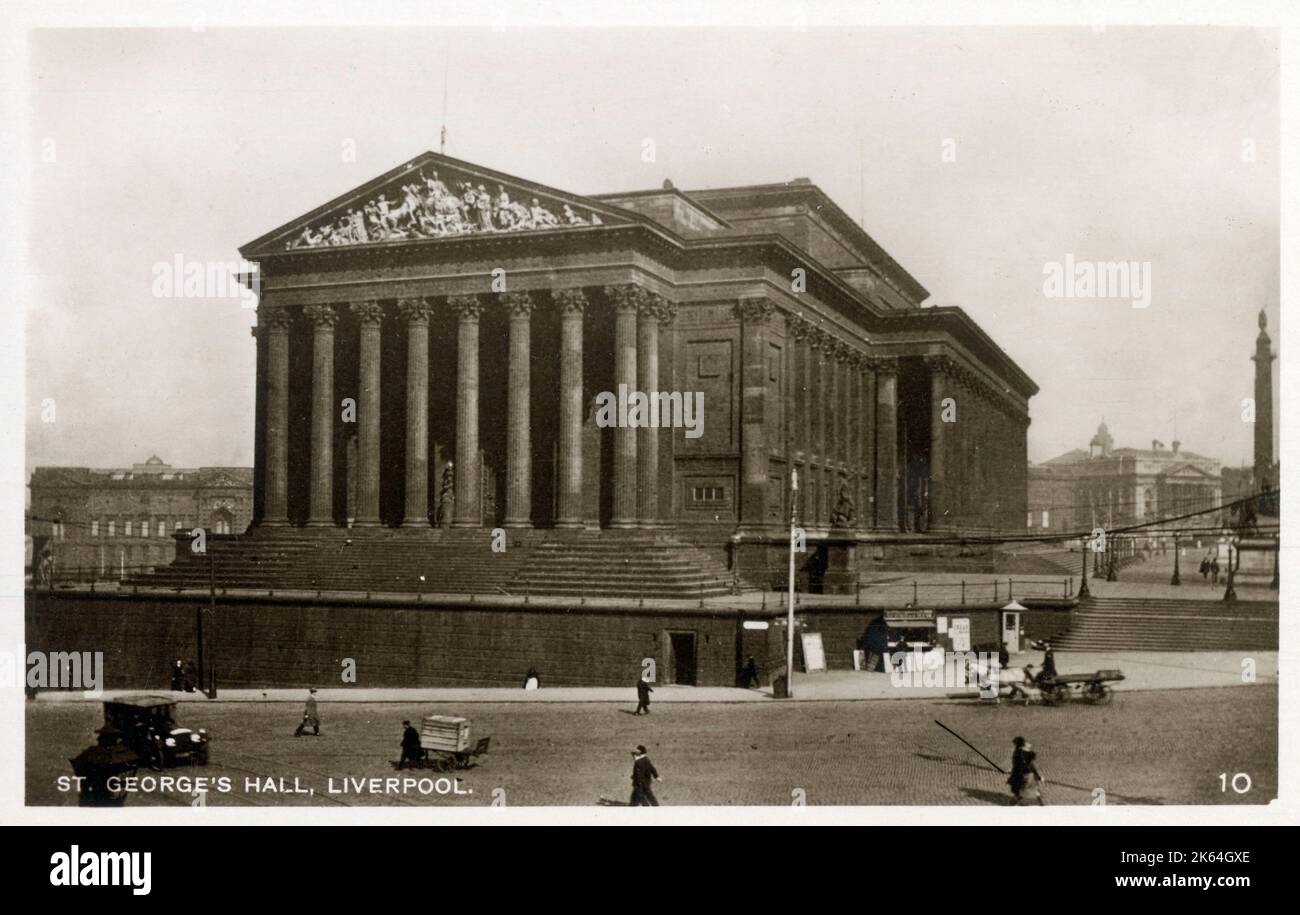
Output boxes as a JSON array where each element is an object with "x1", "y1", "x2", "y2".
[
  {"x1": 304, "y1": 304, "x2": 338, "y2": 526},
  {"x1": 503, "y1": 292, "x2": 535, "y2": 528},
  {"x1": 450, "y1": 295, "x2": 483, "y2": 527},
  {"x1": 351, "y1": 300, "x2": 384, "y2": 526},
  {"x1": 399, "y1": 298, "x2": 433, "y2": 526},
  {"x1": 554, "y1": 289, "x2": 587, "y2": 528},
  {"x1": 260, "y1": 308, "x2": 292, "y2": 525}
]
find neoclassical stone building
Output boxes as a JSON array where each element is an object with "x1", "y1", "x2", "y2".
[
  {"x1": 241, "y1": 151, "x2": 1035, "y2": 565},
  {"x1": 27, "y1": 456, "x2": 252, "y2": 577}
]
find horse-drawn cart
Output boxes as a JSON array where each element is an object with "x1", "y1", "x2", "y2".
[{"x1": 1035, "y1": 669, "x2": 1125, "y2": 706}]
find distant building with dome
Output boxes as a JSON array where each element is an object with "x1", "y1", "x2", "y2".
[{"x1": 1027, "y1": 420, "x2": 1222, "y2": 533}]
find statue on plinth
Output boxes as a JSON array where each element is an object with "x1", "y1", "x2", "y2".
[{"x1": 436, "y1": 462, "x2": 455, "y2": 528}]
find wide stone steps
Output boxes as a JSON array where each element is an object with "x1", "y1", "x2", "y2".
[
  {"x1": 125, "y1": 527, "x2": 739, "y2": 601},
  {"x1": 1054, "y1": 597, "x2": 1278, "y2": 651}
]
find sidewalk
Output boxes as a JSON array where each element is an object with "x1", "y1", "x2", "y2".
[{"x1": 29, "y1": 649, "x2": 1275, "y2": 704}]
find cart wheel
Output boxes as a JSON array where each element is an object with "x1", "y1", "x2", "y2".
[
  {"x1": 1043, "y1": 685, "x2": 1067, "y2": 706},
  {"x1": 435, "y1": 755, "x2": 453, "y2": 773},
  {"x1": 1084, "y1": 684, "x2": 1112, "y2": 705}
]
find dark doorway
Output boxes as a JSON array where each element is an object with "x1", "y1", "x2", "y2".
[{"x1": 668, "y1": 632, "x2": 698, "y2": 686}]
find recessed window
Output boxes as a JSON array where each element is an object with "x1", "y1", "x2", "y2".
[
  {"x1": 692, "y1": 485, "x2": 726, "y2": 503},
  {"x1": 91, "y1": 520, "x2": 99, "y2": 537},
  {"x1": 107, "y1": 520, "x2": 115, "y2": 537}
]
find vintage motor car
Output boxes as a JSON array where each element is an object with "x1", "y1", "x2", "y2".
[{"x1": 102, "y1": 695, "x2": 210, "y2": 769}]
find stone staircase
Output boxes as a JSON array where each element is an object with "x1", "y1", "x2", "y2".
[
  {"x1": 1053, "y1": 596, "x2": 1278, "y2": 651},
  {"x1": 517, "y1": 530, "x2": 734, "y2": 599},
  {"x1": 126, "y1": 526, "x2": 736, "y2": 601}
]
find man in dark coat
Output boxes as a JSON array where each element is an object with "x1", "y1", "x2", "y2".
[
  {"x1": 634, "y1": 676, "x2": 653, "y2": 715},
  {"x1": 629, "y1": 745, "x2": 661, "y2": 806},
  {"x1": 998, "y1": 642, "x2": 1010, "y2": 670},
  {"x1": 398, "y1": 720, "x2": 422, "y2": 769},
  {"x1": 1007, "y1": 736, "x2": 1045, "y2": 805},
  {"x1": 1039, "y1": 643, "x2": 1057, "y2": 681},
  {"x1": 294, "y1": 688, "x2": 320, "y2": 736}
]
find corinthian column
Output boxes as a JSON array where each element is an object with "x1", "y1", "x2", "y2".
[
  {"x1": 926, "y1": 355, "x2": 950, "y2": 531},
  {"x1": 875, "y1": 357, "x2": 900, "y2": 531},
  {"x1": 554, "y1": 289, "x2": 587, "y2": 528},
  {"x1": 450, "y1": 295, "x2": 483, "y2": 527},
  {"x1": 637, "y1": 292, "x2": 675, "y2": 528},
  {"x1": 304, "y1": 304, "x2": 338, "y2": 526},
  {"x1": 399, "y1": 298, "x2": 433, "y2": 526},
  {"x1": 502, "y1": 292, "x2": 535, "y2": 528},
  {"x1": 737, "y1": 297, "x2": 775, "y2": 530},
  {"x1": 260, "y1": 308, "x2": 292, "y2": 525},
  {"x1": 606, "y1": 284, "x2": 641, "y2": 529},
  {"x1": 350, "y1": 301, "x2": 384, "y2": 526}
]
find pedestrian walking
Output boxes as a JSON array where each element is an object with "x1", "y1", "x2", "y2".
[
  {"x1": 1199, "y1": 555, "x2": 1210, "y2": 580},
  {"x1": 739, "y1": 655, "x2": 759, "y2": 689},
  {"x1": 634, "y1": 676, "x2": 653, "y2": 715},
  {"x1": 293, "y1": 688, "x2": 320, "y2": 736},
  {"x1": 1211, "y1": 556, "x2": 1220, "y2": 587},
  {"x1": 523, "y1": 667, "x2": 540, "y2": 690},
  {"x1": 998, "y1": 642, "x2": 1010, "y2": 670},
  {"x1": 629, "y1": 745, "x2": 661, "y2": 806},
  {"x1": 1007, "y1": 736, "x2": 1045, "y2": 806},
  {"x1": 398, "y1": 719, "x2": 422, "y2": 769}
]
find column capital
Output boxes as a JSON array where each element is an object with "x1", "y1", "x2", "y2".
[
  {"x1": 734, "y1": 296, "x2": 775, "y2": 325},
  {"x1": 870, "y1": 354, "x2": 900, "y2": 374},
  {"x1": 787, "y1": 314, "x2": 814, "y2": 341},
  {"x1": 554, "y1": 288, "x2": 588, "y2": 315},
  {"x1": 350, "y1": 300, "x2": 385, "y2": 325},
  {"x1": 397, "y1": 297, "x2": 433, "y2": 322},
  {"x1": 922, "y1": 353, "x2": 957, "y2": 376},
  {"x1": 448, "y1": 294, "x2": 484, "y2": 320},
  {"x1": 258, "y1": 307, "x2": 294, "y2": 331},
  {"x1": 654, "y1": 296, "x2": 678, "y2": 326},
  {"x1": 637, "y1": 291, "x2": 677, "y2": 325},
  {"x1": 303, "y1": 304, "x2": 339, "y2": 327},
  {"x1": 806, "y1": 326, "x2": 831, "y2": 351},
  {"x1": 604, "y1": 283, "x2": 646, "y2": 314},
  {"x1": 501, "y1": 291, "x2": 536, "y2": 317}
]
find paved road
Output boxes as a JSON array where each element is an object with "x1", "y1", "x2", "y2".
[{"x1": 27, "y1": 685, "x2": 1275, "y2": 807}]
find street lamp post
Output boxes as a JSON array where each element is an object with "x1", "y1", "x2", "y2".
[
  {"x1": 1271, "y1": 534, "x2": 1280, "y2": 590},
  {"x1": 1223, "y1": 541, "x2": 1238, "y2": 603},
  {"x1": 1078, "y1": 538, "x2": 1090, "y2": 599},
  {"x1": 786, "y1": 468, "x2": 798, "y2": 699},
  {"x1": 1170, "y1": 533, "x2": 1181, "y2": 586}
]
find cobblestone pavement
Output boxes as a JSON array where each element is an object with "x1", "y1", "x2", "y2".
[{"x1": 27, "y1": 685, "x2": 1275, "y2": 807}]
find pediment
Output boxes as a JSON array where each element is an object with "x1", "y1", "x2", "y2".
[
  {"x1": 241, "y1": 151, "x2": 635, "y2": 256},
  {"x1": 1160, "y1": 463, "x2": 1215, "y2": 480}
]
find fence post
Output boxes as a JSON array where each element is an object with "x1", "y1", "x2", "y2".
[{"x1": 912, "y1": 580, "x2": 917, "y2": 605}]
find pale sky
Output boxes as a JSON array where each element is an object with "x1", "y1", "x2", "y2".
[{"x1": 24, "y1": 26, "x2": 1279, "y2": 472}]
